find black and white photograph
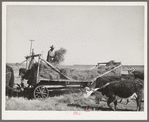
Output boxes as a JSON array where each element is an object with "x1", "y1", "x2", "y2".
[{"x1": 2, "y1": 2, "x2": 147, "y2": 120}]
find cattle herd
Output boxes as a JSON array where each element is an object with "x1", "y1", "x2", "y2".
[{"x1": 6, "y1": 64, "x2": 144, "y2": 111}]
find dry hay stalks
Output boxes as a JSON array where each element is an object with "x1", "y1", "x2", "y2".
[
  {"x1": 52, "y1": 48, "x2": 67, "y2": 65},
  {"x1": 57, "y1": 92, "x2": 107, "y2": 111}
]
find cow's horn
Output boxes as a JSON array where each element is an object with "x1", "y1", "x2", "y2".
[
  {"x1": 93, "y1": 88, "x2": 100, "y2": 92},
  {"x1": 129, "y1": 68, "x2": 135, "y2": 73},
  {"x1": 91, "y1": 82, "x2": 110, "y2": 92},
  {"x1": 101, "y1": 82, "x2": 110, "y2": 89}
]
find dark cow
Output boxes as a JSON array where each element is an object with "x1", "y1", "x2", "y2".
[
  {"x1": 19, "y1": 68, "x2": 27, "y2": 78},
  {"x1": 97, "y1": 79, "x2": 143, "y2": 111},
  {"x1": 6, "y1": 65, "x2": 14, "y2": 97},
  {"x1": 84, "y1": 76, "x2": 122, "y2": 103},
  {"x1": 85, "y1": 75, "x2": 144, "y2": 111},
  {"x1": 131, "y1": 70, "x2": 144, "y2": 80}
]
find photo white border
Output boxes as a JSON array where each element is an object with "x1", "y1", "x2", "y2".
[{"x1": 2, "y1": 2, "x2": 148, "y2": 120}]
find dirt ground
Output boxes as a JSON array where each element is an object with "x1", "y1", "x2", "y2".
[{"x1": 5, "y1": 63, "x2": 144, "y2": 111}]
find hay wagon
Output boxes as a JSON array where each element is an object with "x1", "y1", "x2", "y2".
[
  {"x1": 11, "y1": 40, "x2": 122, "y2": 99},
  {"x1": 7, "y1": 52, "x2": 122, "y2": 99},
  {"x1": 18, "y1": 53, "x2": 92, "y2": 99}
]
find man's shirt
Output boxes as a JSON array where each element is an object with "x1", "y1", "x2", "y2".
[{"x1": 48, "y1": 50, "x2": 54, "y2": 57}]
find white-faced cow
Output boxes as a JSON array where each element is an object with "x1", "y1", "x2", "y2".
[{"x1": 84, "y1": 75, "x2": 144, "y2": 111}]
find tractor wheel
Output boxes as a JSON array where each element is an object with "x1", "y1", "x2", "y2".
[{"x1": 33, "y1": 85, "x2": 49, "y2": 99}]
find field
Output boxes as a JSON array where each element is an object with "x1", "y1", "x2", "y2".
[{"x1": 6, "y1": 63, "x2": 144, "y2": 111}]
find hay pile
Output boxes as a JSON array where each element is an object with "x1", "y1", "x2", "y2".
[
  {"x1": 28, "y1": 62, "x2": 121, "y2": 83},
  {"x1": 57, "y1": 92, "x2": 98, "y2": 106},
  {"x1": 5, "y1": 93, "x2": 103, "y2": 110},
  {"x1": 26, "y1": 57, "x2": 122, "y2": 84},
  {"x1": 106, "y1": 60, "x2": 121, "y2": 66},
  {"x1": 52, "y1": 48, "x2": 67, "y2": 65},
  {"x1": 59, "y1": 68, "x2": 100, "y2": 81},
  {"x1": 26, "y1": 62, "x2": 101, "y2": 85},
  {"x1": 39, "y1": 62, "x2": 60, "y2": 80},
  {"x1": 39, "y1": 67, "x2": 101, "y2": 81}
]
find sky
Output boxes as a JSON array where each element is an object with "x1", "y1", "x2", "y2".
[{"x1": 6, "y1": 5, "x2": 145, "y2": 65}]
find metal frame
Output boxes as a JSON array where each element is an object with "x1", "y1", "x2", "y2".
[{"x1": 20, "y1": 54, "x2": 91, "y2": 98}]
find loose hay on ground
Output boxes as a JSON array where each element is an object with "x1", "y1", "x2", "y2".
[
  {"x1": 6, "y1": 91, "x2": 144, "y2": 111},
  {"x1": 5, "y1": 93, "x2": 98, "y2": 111}
]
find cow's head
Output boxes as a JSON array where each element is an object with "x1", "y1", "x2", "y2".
[
  {"x1": 83, "y1": 82, "x2": 110, "y2": 98},
  {"x1": 128, "y1": 68, "x2": 144, "y2": 80}
]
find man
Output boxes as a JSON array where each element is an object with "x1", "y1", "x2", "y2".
[{"x1": 47, "y1": 45, "x2": 55, "y2": 63}]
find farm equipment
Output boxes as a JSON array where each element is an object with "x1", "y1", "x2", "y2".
[
  {"x1": 11, "y1": 51, "x2": 122, "y2": 99},
  {"x1": 6, "y1": 51, "x2": 123, "y2": 99},
  {"x1": 6, "y1": 50, "x2": 123, "y2": 99},
  {"x1": 7, "y1": 41, "x2": 122, "y2": 99},
  {"x1": 14, "y1": 53, "x2": 94, "y2": 99}
]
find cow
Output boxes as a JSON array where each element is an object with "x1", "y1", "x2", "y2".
[
  {"x1": 131, "y1": 70, "x2": 144, "y2": 80},
  {"x1": 128, "y1": 68, "x2": 144, "y2": 80},
  {"x1": 84, "y1": 76, "x2": 122, "y2": 103},
  {"x1": 6, "y1": 65, "x2": 14, "y2": 97},
  {"x1": 84, "y1": 78, "x2": 143, "y2": 111}
]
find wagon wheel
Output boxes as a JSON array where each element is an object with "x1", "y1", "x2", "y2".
[{"x1": 33, "y1": 85, "x2": 49, "y2": 99}]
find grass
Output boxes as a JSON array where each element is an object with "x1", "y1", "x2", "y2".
[
  {"x1": 6, "y1": 91, "x2": 144, "y2": 111},
  {"x1": 6, "y1": 92, "x2": 89, "y2": 111}
]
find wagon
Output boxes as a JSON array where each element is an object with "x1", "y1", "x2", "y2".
[
  {"x1": 13, "y1": 50, "x2": 122, "y2": 99},
  {"x1": 17, "y1": 53, "x2": 94, "y2": 99}
]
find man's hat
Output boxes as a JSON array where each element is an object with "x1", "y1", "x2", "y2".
[{"x1": 50, "y1": 45, "x2": 54, "y2": 49}]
